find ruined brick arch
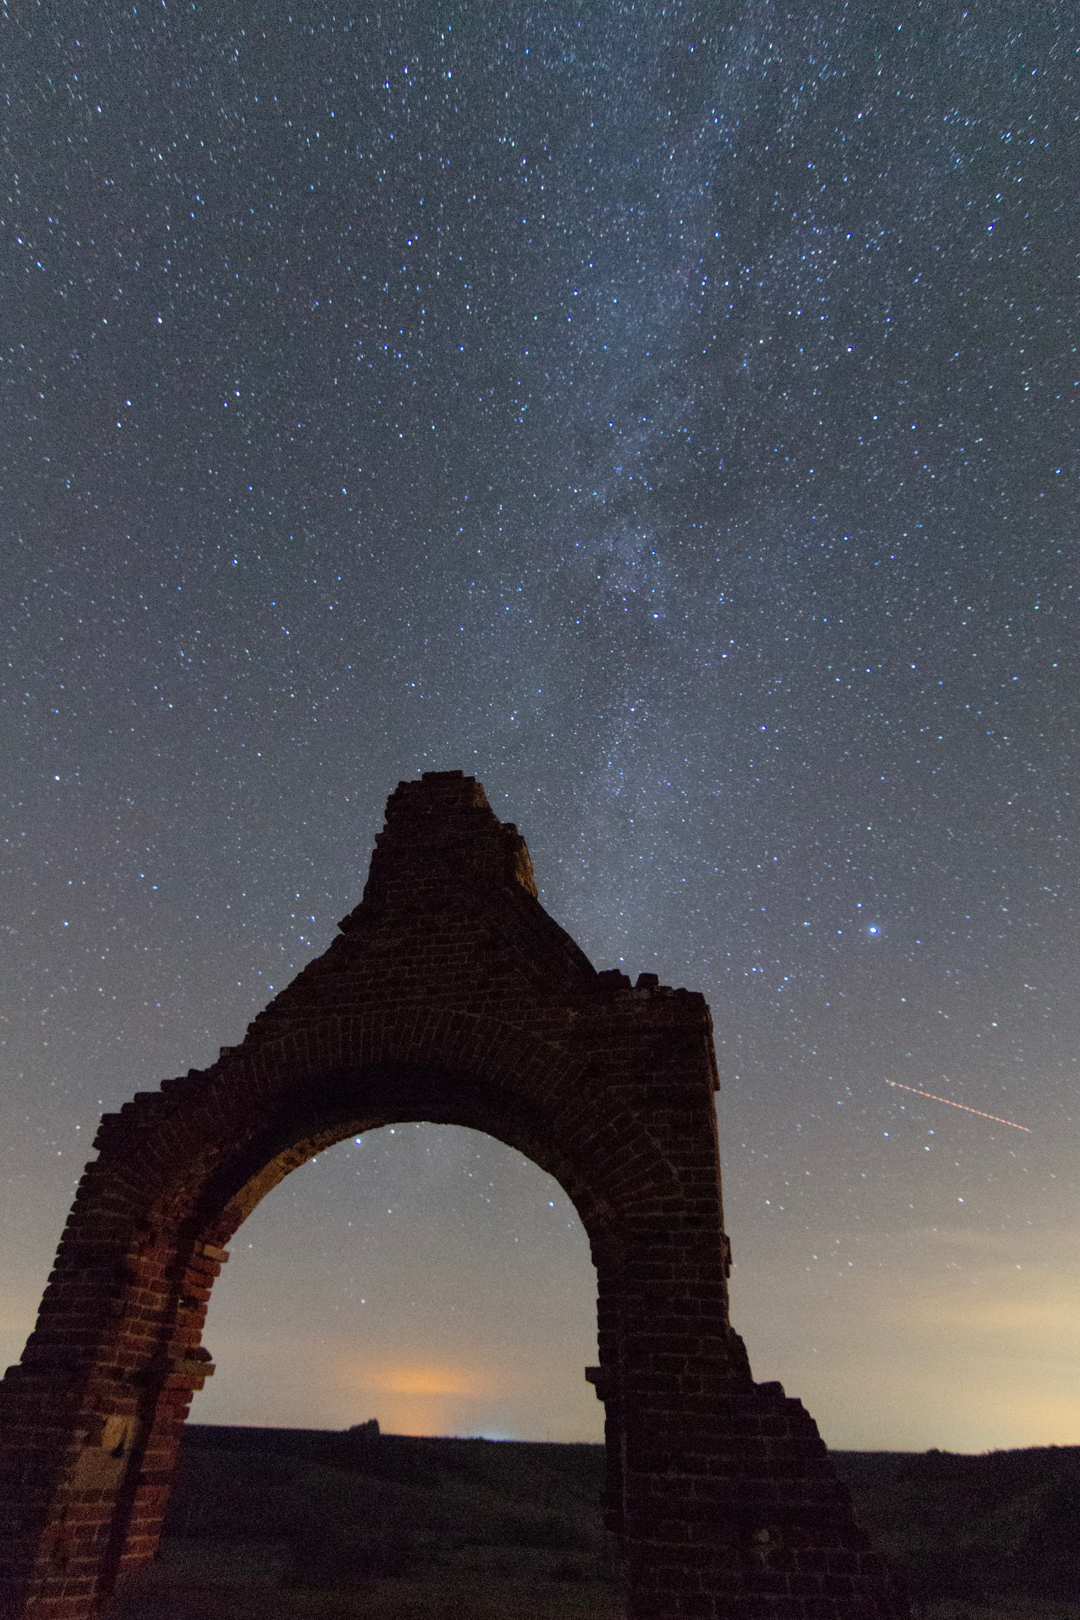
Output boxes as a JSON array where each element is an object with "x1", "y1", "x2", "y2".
[
  {"x1": 174, "y1": 1018, "x2": 681, "y2": 1249},
  {"x1": 0, "y1": 772, "x2": 908, "y2": 1620},
  {"x1": 195, "y1": 1061, "x2": 652, "y2": 1253}
]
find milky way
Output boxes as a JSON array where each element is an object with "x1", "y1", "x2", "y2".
[{"x1": 3, "y1": 4, "x2": 1076, "y2": 1449}]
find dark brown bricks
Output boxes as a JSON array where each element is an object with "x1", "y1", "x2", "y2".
[{"x1": 0, "y1": 773, "x2": 906, "y2": 1620}]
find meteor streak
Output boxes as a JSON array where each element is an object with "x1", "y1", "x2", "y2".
[{"x1": 885, "y1": 1079, "x2": 1030, "y2": 1132}]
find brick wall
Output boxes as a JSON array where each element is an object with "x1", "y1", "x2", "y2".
[{"x1": 0, "y1": 772, "x2": 907, "y2": 1619}]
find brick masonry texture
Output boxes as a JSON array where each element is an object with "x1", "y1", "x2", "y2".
[{"x1": 0, "y1": 772, "x2": 908, "y2": 1619}]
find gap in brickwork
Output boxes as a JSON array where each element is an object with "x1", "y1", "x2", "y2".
[{"x1": 194, "y1": 1123, "x2": 603, "y2": 1442}]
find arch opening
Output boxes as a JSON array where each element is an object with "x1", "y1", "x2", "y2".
[{"x1": 195, "y1": 1120, "x2": 604, "y2": 1443}]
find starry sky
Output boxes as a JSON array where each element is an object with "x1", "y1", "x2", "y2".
[{"x1": 3, "y1": 3, "x2": 1077, "y2": 1452}]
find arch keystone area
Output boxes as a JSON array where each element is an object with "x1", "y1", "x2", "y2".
[{"x1": 0, "y1": 771, "x2": 907, "y2": 1619}]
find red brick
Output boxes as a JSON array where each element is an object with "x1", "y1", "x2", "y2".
[{"x1": 0, "y1": 773, "x2": 907, "y2": 1620}]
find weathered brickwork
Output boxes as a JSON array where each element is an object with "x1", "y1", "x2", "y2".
[{"x1": 0, "y1": 772, "x2": 907, "y2": 1619}]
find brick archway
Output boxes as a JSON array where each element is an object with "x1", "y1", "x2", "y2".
[{"x1": 0, "y1": 772, "x2": 907, "y2": 1619}]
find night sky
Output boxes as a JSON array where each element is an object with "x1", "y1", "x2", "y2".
[{"x1": 3, "y1": 4, "x2": 1077, "y2": 1452}]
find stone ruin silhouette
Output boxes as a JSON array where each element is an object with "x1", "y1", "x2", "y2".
[{"x1": 0, "y1": 772, "x2": 907, "y2": 1618}]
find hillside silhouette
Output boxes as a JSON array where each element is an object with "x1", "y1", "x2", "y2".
[{"x1": 107, "y1": 1426, "x2": 1080, "y2": 1619}]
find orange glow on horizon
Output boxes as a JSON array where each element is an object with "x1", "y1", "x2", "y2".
[
  {"x1": 354, "y1": 1363, "x2": 493, "y2": 1398},
  {"x1": 341, "y1": 1361, "x2": 508, "y2": 1437}
]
